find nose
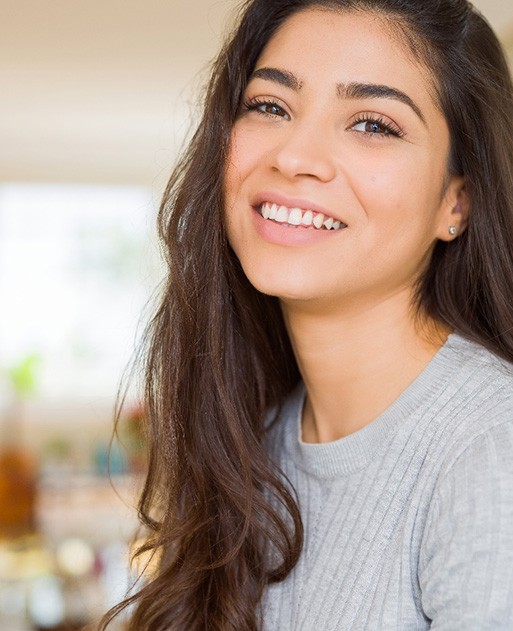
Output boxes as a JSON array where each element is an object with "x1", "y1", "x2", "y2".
[{"x1": 270, "y1": 121, "x2": 337, "y2": 182}]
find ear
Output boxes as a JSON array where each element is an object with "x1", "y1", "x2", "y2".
[{"x1": 436, "y1": 176, "x2": 470, "y2": 242}]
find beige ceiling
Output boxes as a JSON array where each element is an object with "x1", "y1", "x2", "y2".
[{"x1": 1, "y1": 0, "x2": 512, "y2": 186}]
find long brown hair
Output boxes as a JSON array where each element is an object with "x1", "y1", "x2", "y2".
[{"x1": 100, "y1": 1, "x2": 513, "y2": 628}]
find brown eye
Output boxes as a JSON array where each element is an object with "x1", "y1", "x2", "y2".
[
  {"x1": 353, "y1": 120, "x2": 390, "y2": 135},
  {"x1": 261, "y1": 103, "x2": 285, "y2": 117},
  {"x1": 367, "y1": 121, "x2": 387, "y2": 134},
  {"x1": 350, "y1": 115, "x2": 403, "y2": 138},
  {"x1": 243, "y1": 97, "x2": 290, "y2": 120}
]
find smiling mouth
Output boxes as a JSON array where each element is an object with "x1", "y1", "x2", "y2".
[{"x1": 259, "y1": 202, "x2": 347, "y2": 231}]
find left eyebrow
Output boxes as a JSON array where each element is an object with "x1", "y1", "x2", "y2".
[
  {"x1": 338, "y1": 81, "x2": 426, "y2": 125},
  {"x1": 249, "y1": 67, "x2": 303, "y2": 91}
]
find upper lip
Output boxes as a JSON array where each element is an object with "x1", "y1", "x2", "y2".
[{"x1": 251, "y1": 191, "x2": 345, "y2": 223}]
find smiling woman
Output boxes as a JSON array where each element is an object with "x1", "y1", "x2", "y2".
[
  {"x1": 225, "y1": 9, "x2": 462, "y2": 310},
  {"x1": 100, "y1": 1, "x2": 513, "y2": 630}
]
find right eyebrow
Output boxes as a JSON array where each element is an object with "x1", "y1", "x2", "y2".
[
  {"x1": 339, "y1": 81, "x2": 426, "y2": 126},
  {"x1": 249, "y1": 67, "x2": 303, "y2": 91}
]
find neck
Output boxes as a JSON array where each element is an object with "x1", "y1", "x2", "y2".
[{"x1": 281, "y1": 290, "x2": 449, "y2": 443}]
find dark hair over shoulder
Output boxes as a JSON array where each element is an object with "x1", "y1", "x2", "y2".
[{"x1": 99, "y1": 1, "x2": 513, "y2": 629}]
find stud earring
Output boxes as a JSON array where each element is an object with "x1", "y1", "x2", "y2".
[{"x1": 449, "y1": 226, "x2": 457, "y2": 236}]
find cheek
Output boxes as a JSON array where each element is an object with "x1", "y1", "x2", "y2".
[
  {"x1": 350, "y1": 169, "x2": 415, "y2": 230},
  {"x1": 224, "y1": 138, "x2": 243, "y2": 203},
  {"x1": 225, "y1": 128, "x2": 255, "y2": 189},
  {"x1": 223, "y1": 133, "x2": 252, "y2": 250},
  {"x1": 226, "y1": 125, "x2": 275, "y2": 189},
  {"x1": 351, "y1": 154, "x2": 437, "y2": 224}
]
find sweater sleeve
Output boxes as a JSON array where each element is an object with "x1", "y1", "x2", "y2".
[{"x1": 419, "y1": 419, "x2": 513, "y2": 630}]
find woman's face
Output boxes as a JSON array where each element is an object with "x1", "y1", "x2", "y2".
[{"x1": 224, "y1": 9, "x2": 463, "y2": 312}]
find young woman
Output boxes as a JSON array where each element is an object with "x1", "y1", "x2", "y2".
[{"x1": 102, "y1": 0, "x2": 513, "y2": 628}]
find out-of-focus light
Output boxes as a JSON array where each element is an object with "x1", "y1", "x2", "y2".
[
  {"x1": 27, "y1": 575, "x2": 64, "y2": 628},
  {"x1": 56, "y1": 537, "x2": 95, "y2": 577}
]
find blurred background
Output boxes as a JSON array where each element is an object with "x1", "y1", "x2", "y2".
[{"x1": 0, "y1": 0, "x2": 512, "y2": 629}]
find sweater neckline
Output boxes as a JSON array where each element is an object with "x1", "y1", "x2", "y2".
[{"x1": 284, "y1": 333, "x2": 473, "y2": 478}]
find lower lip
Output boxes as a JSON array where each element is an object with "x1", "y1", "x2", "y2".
[{"x1": 252, "y1": 208, "x2": 345, "y2": 246}]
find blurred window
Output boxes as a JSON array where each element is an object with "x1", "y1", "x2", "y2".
[{"x1": 0, "y1": 183, "x2": 159, "y2": 402}]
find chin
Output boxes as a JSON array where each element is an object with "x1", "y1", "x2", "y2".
[{"x1": 241, "y1": 266, "x2": 321, "y2": 302}]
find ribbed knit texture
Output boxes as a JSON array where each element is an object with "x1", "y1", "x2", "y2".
[{"x1": 262, "y1": 334, "x2": 513, "y2": 630}]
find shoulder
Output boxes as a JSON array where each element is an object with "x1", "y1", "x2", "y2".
[
  {"x1": 417, "y1": 338, "x2": 513, "y2": 627},
  {"x1": 427, "y1": 334, "x2": 513, "y2": 457},
  {"x1": 418, "y1": 409, "x2": 513, "y2": 627},
  {"x1": 425, "y1": 332, "x2": 513, "y2": 501},
  {"x1": 442, "y1": 332, "x2": 513, "y2": 395}
]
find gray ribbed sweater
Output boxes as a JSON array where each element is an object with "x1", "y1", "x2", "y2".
[{"x1": 263, "y1": 334, "x2": 513, "y2": 630}]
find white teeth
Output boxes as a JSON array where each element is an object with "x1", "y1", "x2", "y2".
[
  {"x1": 302, "y1": 210, "x2": 313, "y2": 226},
  {"x1": 260, "y1": 202, "x2": 345, "y2": 230},
  {"x1": 312, "y1": 213, "x2": 324, "y2": 229},
  {"x1": 288, "y1": 208, "x2": 302, "y2": 225},
  {"x1": 276, "y1": 205, "x2": 288, "y2": 222}
]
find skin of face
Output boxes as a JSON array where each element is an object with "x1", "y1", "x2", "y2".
[{"x1": 224, "y1": 8, "x2": 465, "y2": 317}]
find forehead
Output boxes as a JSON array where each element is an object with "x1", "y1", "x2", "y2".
[{"x1": 254, "y1": 8, "x2": 440, "y2": 110}]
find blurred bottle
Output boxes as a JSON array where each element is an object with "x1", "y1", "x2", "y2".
[
  {"x1": 0, "y1": 355, "x2": 40, "y2": 538},
  {"x1": 0, "y1": 407, "x2": 38, "y2": 538}
]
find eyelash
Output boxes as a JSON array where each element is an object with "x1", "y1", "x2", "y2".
[
  {"x1": 242, "y1": 96, "x2": 289, "y2": 119},
  {"x1": 350, "y1": 113, "x2": 404, "y2": 138},
  {"x1": 241, "y1": 98, "x2": 404, "y2": 139}
]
